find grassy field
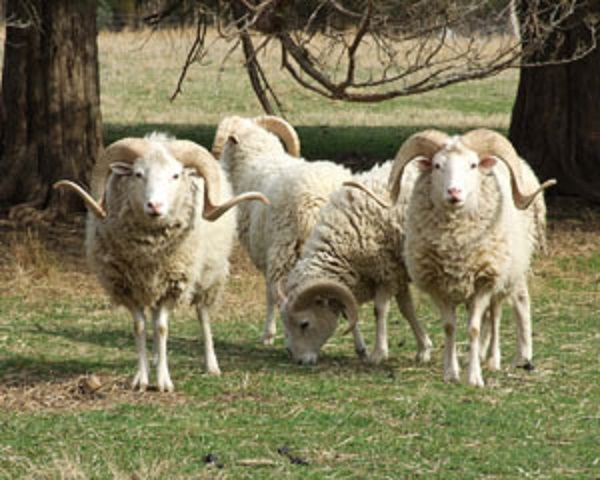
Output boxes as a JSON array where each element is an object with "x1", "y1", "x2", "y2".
[{"x1": 1, "y1": 29, "x2": 599, "y2": 479}]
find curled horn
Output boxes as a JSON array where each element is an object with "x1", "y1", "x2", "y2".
[
  {"x1": 91, "y1": 138, "x2": 150, "y2": 201},
  {"x1": 253, "y1": 115, "x2": 301, "y2": 157},
  {"x1": 53, "y1": 180, "x2": 106, "y2": 219},
  {"x1": 287, "y1": 279, "x2": 359, "y2": 335},
  {"x1": 54, "y1": 138, "x2": 150, "y2": 219},
  {"x1": 388, "y1": 130, "x2": 451, "y2": 203},
  {"x1": 461, "y1": 129, "x2": 557, "y2": 210},
  {"x1": 342, "y1": 180, "x2": 392, "y2": 209},
  {"x1": 169, "y1": 140, "x2": 269, "y2": 221},
  {"x1": 211, "y1": 116, "x2": 240, "y2": 159}
]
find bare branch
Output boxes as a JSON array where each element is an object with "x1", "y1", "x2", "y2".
[
  {"x1": 170, "y1": 14, "x2": 208, "y2": 101},
  {"x1": 165, "y1": 0, "x2": 595, "y2": 110}
]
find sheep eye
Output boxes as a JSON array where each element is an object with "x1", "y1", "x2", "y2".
[
  {"x1": 434, "y1": 164, "x2": 441, "y2": 170},
  {"x1": 135, "y1": 172, "x2": 143, "y2": 179},
  {"x1": 173, "y1": 173, "x2": 180, "y2": 180},
  {"x1": 471, "y1": 163, "x2": 477, "y2": 169},
  {"x1": 300, "y1": 321, "x2": 309, "y2": 331}
]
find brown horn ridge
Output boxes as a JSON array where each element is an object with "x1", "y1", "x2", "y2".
[{"x1": 287, "y1": 279, "x2": 359, "y2": 335}]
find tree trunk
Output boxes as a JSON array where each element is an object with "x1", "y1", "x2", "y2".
[
  {"x1": 509, "y1": 2, "x2": 600, "y2": 200},
  {"x1": 0, "y1": 0, "x2": 102, "y2": 215}
]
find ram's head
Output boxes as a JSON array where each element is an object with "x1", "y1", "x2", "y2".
[
  {"x1": 211, "y1": 115, "x2": 301, "y2": 159},
  {"x1": 55, "y1": 134, "x2": 269, "y2": 221},
  {"x1": 388, "y1": 129, "x2": 556, "y2": 210},
  {"x1": 277, "y1": 279, "x2": 358, "y2": 365}
]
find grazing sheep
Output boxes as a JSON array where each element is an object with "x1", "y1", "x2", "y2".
[
  {"x1": 383, "y1": 129, "x2": 555, "y2": 386},
  {"x1": 55, "y1": 133, "x2": 268, "y2": 392},
  {"x1": 214, "y1": 116, "x2": 356, "y2": 346},
  {"x1": 279, "y1": 161, "x2": 433, "y2": 365}
]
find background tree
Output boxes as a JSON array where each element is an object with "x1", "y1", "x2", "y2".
[
  {"x1": 0, "y1": 0, "x2": 102, "y2": 216},
  {"x1": 160, "y1": 1, "x2": 591, "y2": 112},
  {"x1": 509, "y1": 0, "x2": 600, "y2": 200}
]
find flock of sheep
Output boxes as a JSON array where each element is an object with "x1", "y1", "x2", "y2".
[{"x1": 55, "y1": 115, "x2": 556, "y2": 392}]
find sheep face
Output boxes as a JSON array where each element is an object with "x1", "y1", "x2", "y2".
[
  {"x1": 110, "y1": 146, "x2": 194, "y2": 223},
  {"x1": 281, "y1": 299, "x2": 341, "y2": 365},
  {"x1": 420, "y1": 140, "x2": 497, "y2": 210}
]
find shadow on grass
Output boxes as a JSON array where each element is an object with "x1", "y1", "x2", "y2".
[
  {"x1": 16, "y1": 320, "x2": 418, "y2": 381},
  {"x1": 0, "y1": 355, "x2": 132, "y2": 387},
  {"x1": 105, "y1": 123, "x2": 472, "y2": 171}
]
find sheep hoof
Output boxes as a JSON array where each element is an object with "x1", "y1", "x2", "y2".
[
  {"x1": 415, "y1": 348, "x2": 432, "y2": 364},
  {"x1": 487, "y1": 357, "x2": 501, "y2": 371},
  {"x1": 513, "y1": 357, "x2": 535, "y2": 371},
  {"x1": 260, "y1": 335, "x2": 275, "y2": 346},
  {"x1": 355, "y1": 347, "x2": 367, "y2": 359},
  {"x1": 206, "y1": 363, "x2": 222, "y2": 376},
  {"x1": 516, "y1": 360, "x2": 535, "y2": 372},
  {"x1": 368, "y1": 349, "x2": 388, "y2": 365},
  {"x1": 131, "y1": 372, "x2": 149, "y2": 392},
  {"x1": 443, "y1": 370, "x2": 460, "y2": 383},
  {"x1": 157, "y1": 377, "x2": 174, "y2": 393},
  {"x1": 467, "y1": 375, "x2": 485, "y2": 388}
]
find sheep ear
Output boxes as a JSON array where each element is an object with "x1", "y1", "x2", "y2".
[
  {"x1": 479, "y1": 156, "x2": 497, "y2": 172},
  {"x1": 326, "y1": 297, "x2": 346, "y2": 315},
  {"x1": 110, "y1": 162, "x2": 133, "y2": 176},
  {"x1": 416, "y1": 157, "x2": 432, "y2": 171},
  {"x1": 184, "y1": 166, "x2": 198, "y2": 177}
]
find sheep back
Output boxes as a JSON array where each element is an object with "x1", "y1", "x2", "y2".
[{"x1": 288, "y1": 162, "x2": 411, "y2": 304}]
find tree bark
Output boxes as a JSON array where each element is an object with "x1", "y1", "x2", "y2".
[
  {"x1": 0, "y1": 0, "x2": 103, "y2": 215},
  {"x1": 509, "y1": 1, "x2": 600, "y2": 200}
]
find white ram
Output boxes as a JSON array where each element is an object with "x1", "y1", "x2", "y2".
[
  {"x1": 213, "y1": 116, "x2": 356, "y2": 346},
  {"x1": 55, "y1": 133, "x2": 268, "y2": 392},
  {"x1": 279, "y1": 162, "x2": 432, "y2": 365},
  {"x1": 382, "y1": 129, "x2": 554, "y2": 386}
]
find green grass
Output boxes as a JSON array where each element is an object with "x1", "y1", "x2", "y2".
[
  {"x1": 1, "y1": 281, "x2": 599, "y2": 478},
  {"x1": 1, "y1": 29, "x2": 599, "y2": 479}
]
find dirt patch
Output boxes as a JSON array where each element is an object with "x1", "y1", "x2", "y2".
[{"x1": 0, "y1": 373, "x2": 190, "y2": 412}]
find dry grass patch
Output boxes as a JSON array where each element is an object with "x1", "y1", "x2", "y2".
[
  {"x1": 97, "y1": 28, "x2": 517, "y2": 130},
  {"x1": 0, "y1": 373, "x2": 190, "y2": 413}
]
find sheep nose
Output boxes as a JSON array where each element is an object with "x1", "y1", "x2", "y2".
[
  {"x1": 447, "y1": 187, "x2": 462, "y2": 201},
  {"x1": 146, "y1": 201, "x2": 163, "y2": 216}
]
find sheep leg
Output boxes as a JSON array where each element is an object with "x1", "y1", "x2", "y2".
[
  {"x1": 152, "y1": 306, "x2": 174, "y2": 393},
  {"x1": 437, "y1": 300, "x2": 460, "y2": 383},
  {"x1": 260, "y1": 284, "x2": 277, "y2": 345},
  {"x1": 396, "y1": 286, "x2": 432, "y2": 363},
  {"x1": 130, "y1": 307, "x2": 150, "y2": 392},
  {"x1": 483, "y1": 299, "x2": 502, "y2": 371},
  {"x1": 512, "y1": 281, "x2": 533, "y2": 369},
  {"x1": 479, "y1": 308, "x2": 492, "y2": 362},
  {"x1": 466, "y1": 292, "x2": 492, "y2": 387},
  {"x1": 196, "y1": 305, "x2": 221, "y2": 375},
  {"x1": 151, "y1": 324, "x2": 159, "y2": 367},
  {"x1": 352, "y1": 324, "x2": 367, "y2": 359},
  {"x1": 368, "y1": 288, "x2": 391, "y2": 364}
]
